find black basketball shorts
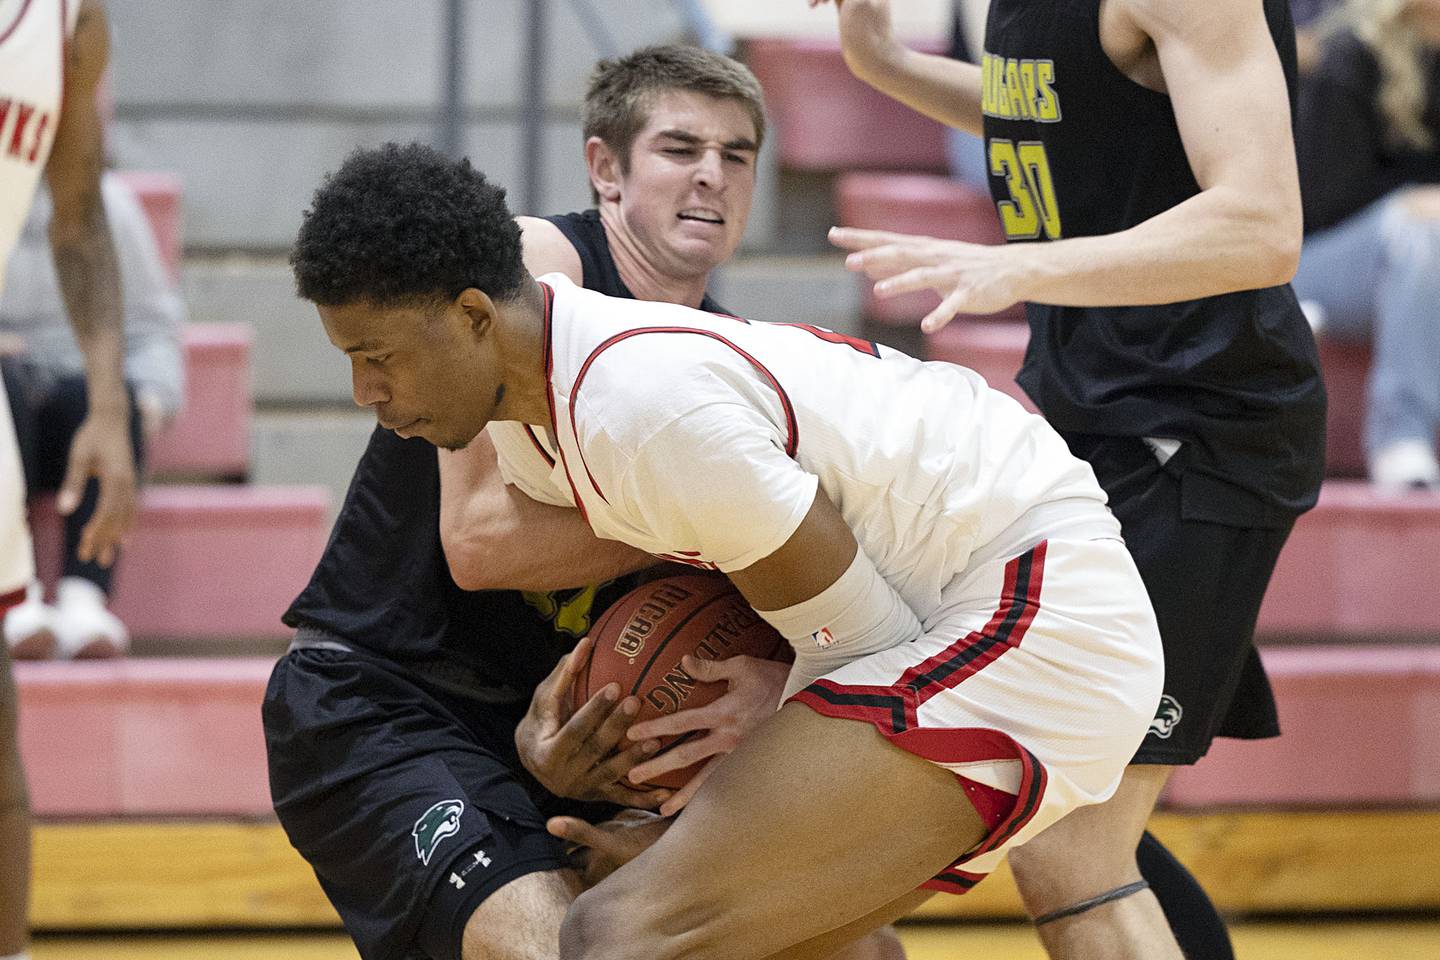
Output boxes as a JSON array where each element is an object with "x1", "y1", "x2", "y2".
[
  {"x1": 1061, "y1": 434, "x2": 1297, "y2": 765},
  {"x1": 263, "y1": 638, "x2": 613, "y2": 960}
]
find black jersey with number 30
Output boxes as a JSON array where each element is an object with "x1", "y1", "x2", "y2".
[{"x1": 980, "y1": 0, "x2": 1325, "y2": 525}]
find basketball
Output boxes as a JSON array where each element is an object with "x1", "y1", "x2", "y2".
[{"x1": 574, "y1": 573, "x2": 792, "y2": 789}]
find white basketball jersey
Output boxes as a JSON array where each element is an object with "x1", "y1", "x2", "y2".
[
  {"x1": 0, "y1": 0, "x2": 76, "y2": 295},
  {"x1": 494, "y1": 274, "x2": 1118, "y2": 623},
  {"x1": 0, "y1": 0, "x2": 77, "y2": 594}
]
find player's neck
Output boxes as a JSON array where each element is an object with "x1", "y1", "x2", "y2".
[
  {"x1": 490, "y1": 278, "x2": 552, "y2": 427},
  {"x1": 598, "y1": 206, "x2": 710, "y2": 309}
]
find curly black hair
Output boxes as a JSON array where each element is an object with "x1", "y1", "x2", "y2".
[{"x1": 291, "y1": 142, "x2": 526, "y2": 306}]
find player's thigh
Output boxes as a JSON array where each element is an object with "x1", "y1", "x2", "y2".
[
  {"x1": 765, "y1": 899, "x2": 926, "y2": 960},
  {"x1": 264, "y1": 647, "x2": 578, "y2": 960},
  {"x1": 564, "y1": 704, "x2": 985, "y2": 960},
  {"x1": 459, "y1": 867, "x2": 583, "y2": 960},
  {"x1": 1006, "y1": 763, "x2": 1172, "y2": 909}
]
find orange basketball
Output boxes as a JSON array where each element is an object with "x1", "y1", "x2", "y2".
[{"x1": 574, "y1": 573, "x2": 791, "y2": 789}]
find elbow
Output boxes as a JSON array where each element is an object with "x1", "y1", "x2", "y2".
[
  {"x1": 1242, "y1": 203, "x2": 1304, "y2": 288},
  {"x1": 441, "y1": 528, "x2": 497, "y2": 592},
  {"x1": 1256, "y1": 233, "x2": 1301, "y2": 287}
]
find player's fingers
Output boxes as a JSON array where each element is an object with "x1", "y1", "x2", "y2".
[
  {"x1": 828, "y1": 225, "x2": 924, "y2": 251},
  {"x1": 921, "y1": 287, "x2": 974, "y2": 334},
  {"x1": 80, "y1": 474, "x2": 135, "y2": 568},
  {"x1": 595, "y1": 736, "x2": 663, "y2": 785},
  {"x1": 658, "y1": 757, "x2": 721, "y2": 818},
  {"x1": 55, "y1": 446, "x2": 90, "y2": 518},
  {"x1": 553, "y1": 682, "x2": 621, "y2": 750},
  {"x1": 625, "y1": 700, "x2": 722, "y2": 742},
  {"x1": 585, "y1": 694, "x2": 643, "y2": 757},
  {"x1": 874, "y1": 265, "x2": 954, "y2": 298},
  {"x1": 546, "y1": 815, "x2": 609, "y2": 852},
  {"x1": 627, "y1": 733, "x2": 730, "y2": 786}
]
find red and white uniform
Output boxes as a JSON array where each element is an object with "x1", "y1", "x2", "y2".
[
  {"x1": 495, "y1": 274, "x2": 1164, "y2": 884},
  {"x1": 0, "y1": 0, "x2": 78, "y2": 602}
]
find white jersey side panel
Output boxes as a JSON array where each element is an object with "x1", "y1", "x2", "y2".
[{"x1": 534, "y1": 273, "x2": 1116, "y2": 622}]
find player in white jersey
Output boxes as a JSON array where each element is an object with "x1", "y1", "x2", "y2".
[
  {"x1": 0, "y1": 2, "x2": 136, "y2": 957},
  {"x1": 295, "y1": 143, "x2": 1164, "y2": 960}
]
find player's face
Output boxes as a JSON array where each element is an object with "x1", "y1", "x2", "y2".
[
  {"x1": 319, "y1": 296, "x2": 501, "y2": 451},
  {"x1": 611, "y1": 91, "x2": 758, "y2": 278}
]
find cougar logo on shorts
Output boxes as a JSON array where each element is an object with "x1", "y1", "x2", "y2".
[
  {"x1": 1149, "y1": 695, "x2": 1183, "y2": 739},
  {"x1": 413, "y1": 799, "x2": 465, "y2": 865}
]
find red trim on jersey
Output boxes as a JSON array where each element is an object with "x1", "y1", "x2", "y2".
[
  {"x1": 922, "y1": 867, "x2": 988, "y2": 895},
  {"x1": 0, "y1": 0, "x2": 35, "y2": 47},
  {"x1": 522, "y1": 424, "x2": 555, "y2": 468},
  {"x1": 785, "y1": 543, "x2": 1052, "y2": 887},
  {"x1": 0, "y1": 586, "x2": 25, "y2": 619},
  {"x1": 788, "y1": 543, "x2": 1047, "y2": 733},
  {"x1": 537, "y1": 281, "x2": 591, "y2": 524},
  {"x1": 564, "y1": 326, "x2": 799, "y2": 508}
]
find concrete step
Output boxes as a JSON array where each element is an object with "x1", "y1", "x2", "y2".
[{"x1": 147, "y1": 324, "x2": 253, "y2": 479}]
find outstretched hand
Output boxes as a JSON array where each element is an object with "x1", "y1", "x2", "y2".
[
  {"x1": 829, "y1": 226, "x2": 1023, "y2": 332},
  {"x1": 514, "y1": 636, "x2": 672, "y2": 809},
  {"x1": 624, "y1": 654, "x2": 789, "y2": 816}
]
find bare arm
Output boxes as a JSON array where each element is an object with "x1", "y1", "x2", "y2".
[
  {"x1": 833, "y1": 0, "x2": 1303, "y2": 330},
  {"x1": 813, "y1": 0, "x2": 985, "y2": 136},
  {"x1": 438, "y1": 215, "x2": 653, "y2": 590},
  {"x1": 437, "y1": 430, "x2": 653, "y2": 591},
  {"x1": 43, "y1": 0, "x2": 135, "y2": 564}
]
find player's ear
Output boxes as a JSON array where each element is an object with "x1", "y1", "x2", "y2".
[
  {"x1": 585, "y1": 136, "x2": 623, "y2": 203},
  {"x1": 454, "y1": 288, "x2": 497, "y2": 342}
]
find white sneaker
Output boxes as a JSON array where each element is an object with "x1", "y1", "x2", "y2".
[
  {"x1": 4, "y1": 579, "x2": 57, "y2": 660},
  {"x1": 52, "y1": 577, "x2": 130, "y2": 659},
  {"x1": 1370, "y1": 439, "x2": 1440, "y2": 494}
]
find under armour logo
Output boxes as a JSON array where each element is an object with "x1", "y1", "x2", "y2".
[{"x1": 448, "y1": 849, "x2": 493, "y2": 890}]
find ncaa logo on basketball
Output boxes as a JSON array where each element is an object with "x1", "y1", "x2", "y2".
[{"x1": 413, "y1": 799, "x2": 465, "y2": 865}]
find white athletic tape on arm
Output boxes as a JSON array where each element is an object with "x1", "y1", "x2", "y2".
[{"x1": 757, "y1": 548, "x2": 922, "y2": 700}]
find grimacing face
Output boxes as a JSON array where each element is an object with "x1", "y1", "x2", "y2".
[
  {"x1": 609, "y1": 90, "x2": 758, "y2": 278},
  {"x1": 318, "y1": 295, "x2": 501, "y2": 451}
]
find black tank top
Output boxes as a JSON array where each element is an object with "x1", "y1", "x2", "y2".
[
  {"x1": 283, "y1": 211, "x2": 722, "y2": 686},
  {"x1": 981, "y1": 0, "x2": 1325, "y2": 522}
]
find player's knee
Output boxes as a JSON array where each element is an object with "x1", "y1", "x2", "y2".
[
  {"x1": 1009, "y1": 833, "x2": 1141, "y2": 910},
  {"x1": 560, "y1": 886, "x2": 719, "y2": 960}
]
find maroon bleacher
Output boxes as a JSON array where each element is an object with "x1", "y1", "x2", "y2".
[
  {"x1": 927, "y1": 322, "x2": 1375, "y2": 483},
  {"x1": 146, "y1": 324, "x2": 253, "y2": 479},
  {"x1": 1260, "y1": 481, "x2": 1440, "y2": 637},
  {"x1": 28, "y1": 485, "x2": 330, "y2": 639},
  {"x1": 1165, "y1": 645, "x2": 1440, "y2": 806},
  {"x1": 744, "y1": 38, "x2": 948, "y2": 172},
  {"x1": 16, "y1": 658, "x2": 273, "y2": 816},
  {"x1": 113, "y1": 169, "x2": 183, "y2": 286}
]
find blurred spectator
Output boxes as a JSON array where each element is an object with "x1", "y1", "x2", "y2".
[
  {"x1": 0, "y1": 172, "x2": 185, "y2": 657},
  {"x1": 1292, "y1": 0, "x2": 1440, "y2": 491},
  {"x1": 945, "y1": 0, "x2": 990, "y2": 189}
]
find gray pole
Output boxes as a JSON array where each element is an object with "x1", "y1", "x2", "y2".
[
  {"x1": 439, "y1": 0, "x2": 465, "y2": 157},
  {"x1": 520, "y1": 0, "x2": 547, "y2": 215}
]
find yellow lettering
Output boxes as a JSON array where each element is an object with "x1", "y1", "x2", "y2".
[
  {"x1": 1005, "y1": 59, "x2": 1029, "y2": 120},
  {"x1": 1035, "y1": 61, "x2": 1061, "y2": 122}
]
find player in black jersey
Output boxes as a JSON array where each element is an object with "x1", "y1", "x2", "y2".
[
  {"x1": 814, "y1": 1, "x2": 1325, "y2": 958},
  {"x1": 265, "y1": 46, "x2": 902, "y2": 960}
]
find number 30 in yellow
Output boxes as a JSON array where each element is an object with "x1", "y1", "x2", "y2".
[{"x1": 989, "y1": 139, "x2": 1061, "y2": 241}]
